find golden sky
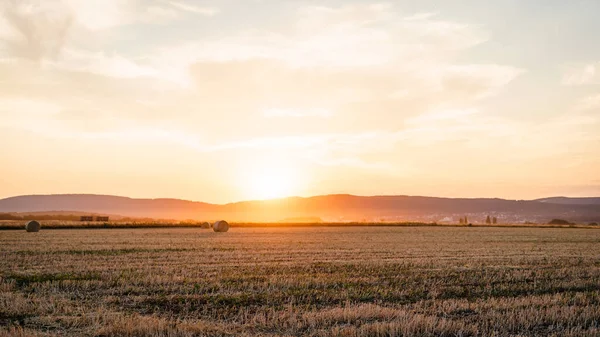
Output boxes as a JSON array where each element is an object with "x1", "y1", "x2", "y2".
[{"x1": 1, "y1": 1, "x2": 599, "y2": 203}]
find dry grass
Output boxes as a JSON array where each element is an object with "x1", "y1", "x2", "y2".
[
  {"x1": 1, "y1": 226, "x2": 600, "y2": 336},
  {"x1": 1, "y1": 220, "x2": 597, "y2": 231}
]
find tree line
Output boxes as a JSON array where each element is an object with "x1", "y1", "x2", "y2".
[
  {"x1": 458, "y1": 216, "x2": 498, "y2": 225},
  {"x1": 0, "y1": 213, "x2": 82, "y2": 221}
]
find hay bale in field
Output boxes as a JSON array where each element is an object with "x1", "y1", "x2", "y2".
[
  {"x1": 200, "y1": 222, "x2": 211, "y2": 229},
  {"x1": 213, "y1": 220, "x2": 229, "y2": 232},
  {"x1": 25, "y1": 220, "x2": 41, "y2": 232}
]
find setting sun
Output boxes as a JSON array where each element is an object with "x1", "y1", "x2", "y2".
[{"x1": 241, "y1": 162, "x2": 298, "y2": 200}]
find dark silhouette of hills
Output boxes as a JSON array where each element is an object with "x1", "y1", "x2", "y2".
[
  {"x1": 0, "y1": 194, "x2": 598, "y2": 223},
  {"x1": 0, "y1": 195, "x2": 214, "y2": 220},
  {"x1": 535, "y1": 197, "x2": 600, "y2": 205}
]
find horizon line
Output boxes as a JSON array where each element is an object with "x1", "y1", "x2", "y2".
[{"x1": 1, "y1": 193, "x2": 598, "y2": 206}]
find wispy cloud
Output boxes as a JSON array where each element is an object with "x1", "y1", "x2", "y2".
[
  {"x1": 573, "y1": 93, "x2": 600, "y2": 111},
  {"x1": 440, "y1": 64, "x2": 524, "y2": 99},
  {"x1": 0, "y1": 1, "x2": 73, "y2": 60},
  {"x1": 403, "y1": 12, "x2": 438, "y2": 21},
  {"x1": 148, "y1": 2, "x2": 489, "y2": 71},
  {"x1": 63, "y1": 0, "x2": 134, "y2": 31},
  {"x1": 405, "y1": 108, "x2": 479, "y2": 124},
  {"x1": 0, "y1": 0, "x2": 220, "y2": 64},
  {"x1": 163, "y1": 1, "x2": 219, "y2": 16},
  {"x1": 50, "y1": 48, "x2": 158, "y2": 79},
  {"x1": 563, "y1": 62, "x2": 600, "y2": 85},
  {"x1": 263, "y1": 108, "x2": 332, "y2": 118}
]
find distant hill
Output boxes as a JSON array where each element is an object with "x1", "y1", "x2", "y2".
[
  {"x1": 0, "y1": 194, "x2": 599, "y2": 223},
  {"x1": 535, "y1": 197, "x2": 600, "y2": 205},
  {"x1": 0, "y1": 195, "x2": 214, "y2": 220}
]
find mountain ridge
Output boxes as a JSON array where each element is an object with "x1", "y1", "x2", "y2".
[{"x1": 1, "y1": 194, "x2": 599, "y2": 223}]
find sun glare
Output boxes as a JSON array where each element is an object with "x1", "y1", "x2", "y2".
[{"x1": 242, "y1": 162, "x2": 297, "y2": 200}]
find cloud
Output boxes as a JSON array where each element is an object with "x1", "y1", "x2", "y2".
[
  {"x1": 296, "y1": 4, "x2": 393, "y2": 32},
  {"x1": 146, "y1": 3, "x2": 489, "y2": 73},
  {"x1": 0, "y1": 0, "x2": 136, "y2": 63},
  {"x1": 439, "y1": 64, "x2": 524, "y2": 99},
  {"x1": 405, "y1": 108, "x2": 479, "y2": 124},
  {"x1": 313, "y1": 157, "x2": 392, "y2": 170},
  {"x1": 1, "y1": 1, "x2": 518, "y2": 97},
  {"x1": 0, "y1": 2, "x2": 532, "y2": 172},
  {"x1": 162, "y1": 1, "x2": 219, "y2": 16},
  {"x1": 403, "y1": 12, "x2": 438, "y2": 21},
  {"x1": 0, "y1": 97, "x2": 204, "y2": 150},
  {"x1": 573, "y1": 93, "x2": 600, "y2": 111},
  {"x1": 0, "y1": 97, "x2": 62, "y2": 123},
  {"x1": 400, "y1": 107, "x2": 515, "y2": 145},
  {"x1": 0, "y1": 1, "x2": 73, "y2": 60},
  {"x1": 563, "y1": 62, "x2": 600, "y2": 85},
  {"x1": 122, "y1": 1, "x2": 522, "y2": 108},
  {"x1": 291, "y1": 4, "x2": 487, "y2": 67},
  {"x1": 263, "y1": 108, "x2": 332, "y2": 118},
  {"x1": 63, "y1": 0, "x2": 134, "y2": 31},
  {"x1": 50, "y1": 48, "x2": 158, "y2": 79},
  {"x1": 141, "y1": 5, "x2": 180, "y2": 23},
  {"x1": 0, "y1": 0, "x2": 220, "y2": 65},
  {"x1": 62, "y1": 0, "x2": 217, "y2": 30},
  {"x1": 1, "y1": 93, "x2": 597, "y2": 179},
  {"x1": 139, "y1": 1, "x2": 220, "y2": 24}
]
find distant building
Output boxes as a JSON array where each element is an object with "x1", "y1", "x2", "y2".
[
  {"x1": 80, "y1": 216, "x2": 94, "y2": 222},
  {"x1": 96, "y1": 216, "x2": 109, "y2": 222}
]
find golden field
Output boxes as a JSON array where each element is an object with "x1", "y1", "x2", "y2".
[{"x1": 1, "y1": 226, "x2": 600, "y2": 336}]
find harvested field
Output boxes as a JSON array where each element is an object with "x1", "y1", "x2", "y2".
[{"x1": 1, "y1": 226, "x2": 600, "y2": 336}]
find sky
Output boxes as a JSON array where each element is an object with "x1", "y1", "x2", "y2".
[{"x1": 0, "y1": 0, "x2": 599, "y2": 203}]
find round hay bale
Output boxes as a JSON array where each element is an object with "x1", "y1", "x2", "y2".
[
  {"x1": 200, "y1": 222, "x2": 211, "y2": 229},
  {"x1": 25, "y1": 220, "x2": 41, "y2": 232},
  {"x1": 213, "y1": 220, "x2": 229, "y2": 232}
]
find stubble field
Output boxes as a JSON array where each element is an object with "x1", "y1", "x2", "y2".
[{"x1": 1, "y1": 226, "x2": 600, "y2": 336}]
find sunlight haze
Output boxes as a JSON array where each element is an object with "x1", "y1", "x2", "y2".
[{"x1": 1, "y1": 0, "x2": 599, "y2": 203}]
